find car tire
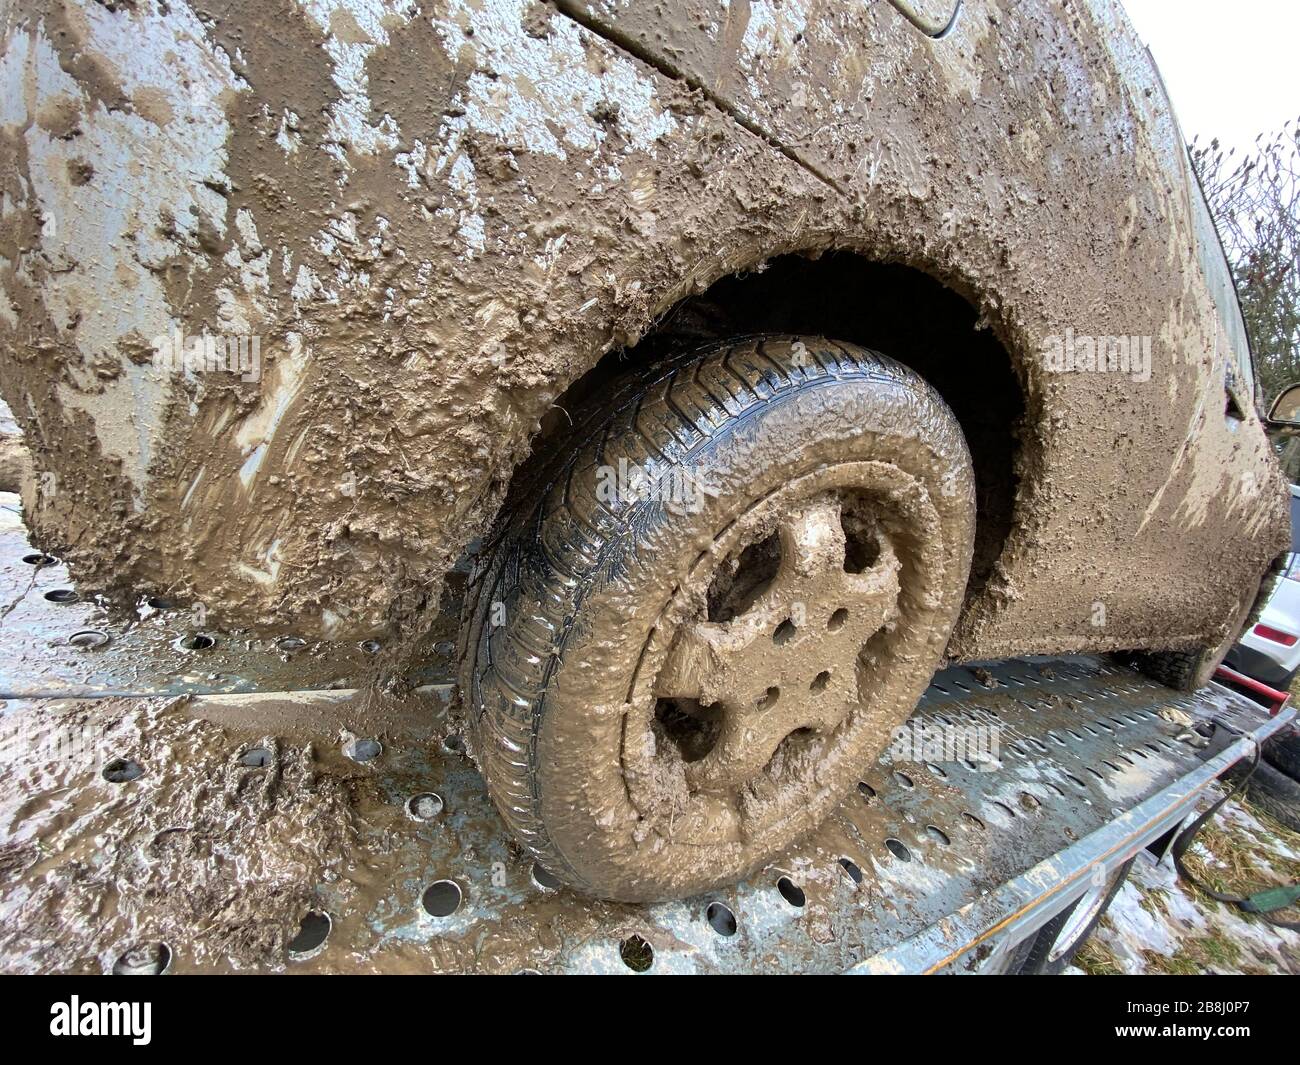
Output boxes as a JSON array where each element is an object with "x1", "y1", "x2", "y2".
[
  {"x1": 1237, "y1": 757, "x2": 1300, "y2": 833},
  {"x1": 1133, "y1": 621, "x2": 1250, "y2": 692},
  {"x1": 1134, "y1": 569, "x2": 1281, "y2": 693},
  {"x1": 1262, "y1": 729, "x2": 1300, "y2": 783},
  {"x1": 1132, "y1": 648, "x2": 1214, "y2": 692},
  {"x1": 460, "y1": 336, "x2": 976, "y2": 901},
  {"x1": 1016, "y1": 859, "x2": 1134, "y2": 974}
]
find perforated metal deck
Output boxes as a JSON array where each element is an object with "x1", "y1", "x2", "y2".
[
  {"x1": 1, "y1": 491, "x2": 1291, "y2": 973},
  {"x1": 285, "y1": 655, "x2": 1291, "y2": 974}
]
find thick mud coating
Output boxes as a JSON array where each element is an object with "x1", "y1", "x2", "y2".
[
  {"x1": 0, "y1": 399, "x2": 29, "y2": 493},
  {"x1": 0, "y1": 688, "x2": 545, "y2": 974},
  {"x1": 0, "y1": 0, "x2": 1288, "y2": 661},
  {"x1": 0, "y1": 686, "x2": 840, "y2": 973},
  {"x1": 0, "y1": 696, "x2": 364, "y2": 972}
]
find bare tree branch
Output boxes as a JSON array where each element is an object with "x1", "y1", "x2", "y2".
[{"x1": 1190, "y1": 118, "x2": 1300, "y2": 410}]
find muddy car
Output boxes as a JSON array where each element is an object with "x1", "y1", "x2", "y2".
[{"x1": 0, "y1": 0, "x2": 1290, "y2": 902}]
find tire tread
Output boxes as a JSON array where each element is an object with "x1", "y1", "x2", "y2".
[{"x1": 460, "y1": 337, "x2": 947, "y2": 890}]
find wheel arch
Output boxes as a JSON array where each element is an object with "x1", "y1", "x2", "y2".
[{"x1": 503, "y1": 237, "x2": 1046, "y2": 639}]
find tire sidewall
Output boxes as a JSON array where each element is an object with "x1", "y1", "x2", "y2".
[{"x1": 534, "y1": 361, "x2": 975, "y2": 899}]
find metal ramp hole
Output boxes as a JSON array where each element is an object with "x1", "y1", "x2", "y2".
[
  {"x1": 422, "y1": 880, "x2": 463, "y2": 917},
  {"x1": 406, "y1": 792, "x2": 444, "y2": 821},
  {"x1": 44, "y1": 588, "x2": 78, "y2": 603},
  {"x1": 22, "y1": 552, "x2": 56, "y2": 566},
  {"x1": 239, "y1": 747, "x2": 272, "y2": 768},
  {"x1": 287, "y1": 911, "x2": 331, "y2": 959},
  {"x1": 102, "y1": 758, "x2": 143, "y2": 783},
  {"x1": 776, "y1": 876, "x2": 806, "y2": 908},
  {"x1": 857, "y1": 781, "x2": 876, "y2": 803},
  {"x1": 68, "y1": 629, "x2": 109, "y2": 650},
  {"x1": 706, "y1": 902, "x2": 737, "y2": 936},
  {"x1": 344, "y1": 737, "x2": 382, "y2": 762},
  {"x1": 838, "y1": 857, "x2": 863, "y2": 884},
  {"x1": 885, "y1": 838, "x2": 912, "y2": 862},
  {"x1": 926, "y1": 826, "x2": 950, "y2": 846},
  {"x1": 112, "y1": 942, "x2": 171, "y2": 975},
  {"x1": 892, "y1": 770, "x2": 914, "y2": 789},
  {"x1": 620, "y1": 934, "x2": 654, "y2": 971}
]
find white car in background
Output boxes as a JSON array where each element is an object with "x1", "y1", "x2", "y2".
[{"x1": 1225, "y1": 485, "x2": 1300, "y2": 691}]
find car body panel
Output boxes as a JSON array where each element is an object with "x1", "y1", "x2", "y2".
[
  {"x1": 0, "y1": 0, "x2": 1288, "y2": 659},
  {"x1": 1228, "y1": 486, "x2": 1300, "y2": 687},
  {"x1": 1233, "y1": 584, "x2": 1300, "y2": 686}
]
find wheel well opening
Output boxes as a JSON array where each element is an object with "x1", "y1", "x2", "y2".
[{"x1": 537, "y1": 251, "x2": 1026, "y2": 603}]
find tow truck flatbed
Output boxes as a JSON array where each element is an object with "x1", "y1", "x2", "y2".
[{"x1": 0, "y1": 493, "x2": 1291, "y2": 973}]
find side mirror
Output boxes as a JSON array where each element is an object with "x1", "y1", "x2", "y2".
[{"x1": 1269, "y1": 384, "x2": 1300, "y2": 428}]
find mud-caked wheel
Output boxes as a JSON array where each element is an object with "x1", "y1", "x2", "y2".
[{"x1": 461, "y1": 337, "x2": 976, "y2": 901}]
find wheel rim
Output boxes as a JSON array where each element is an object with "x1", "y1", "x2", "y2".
[
  {"x1": 654, "y1": 494, "x2": 901, "y2": 790},
  {"x1": 620, "y1": 461, "x2": 949, "y2": 848}
]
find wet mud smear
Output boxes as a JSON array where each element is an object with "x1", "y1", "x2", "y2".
[{"x1": 0, "y1": 696, "x2": 362, "y2": 973}]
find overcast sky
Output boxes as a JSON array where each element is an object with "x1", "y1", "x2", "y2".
[{"x1": 1121, "y1": 0, "x2": 1299, "y2": 158}]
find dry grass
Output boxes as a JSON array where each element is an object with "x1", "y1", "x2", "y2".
[
  {"x1": 1141, "y1": 931, "x2": 1243, "y2": 975},
  {"x1": 1178, "y1": 791, "x2": 1300, "y2": 927},
  {"x1": 1075, "y1": 926, "x2": 1125, "y2": 975}
]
